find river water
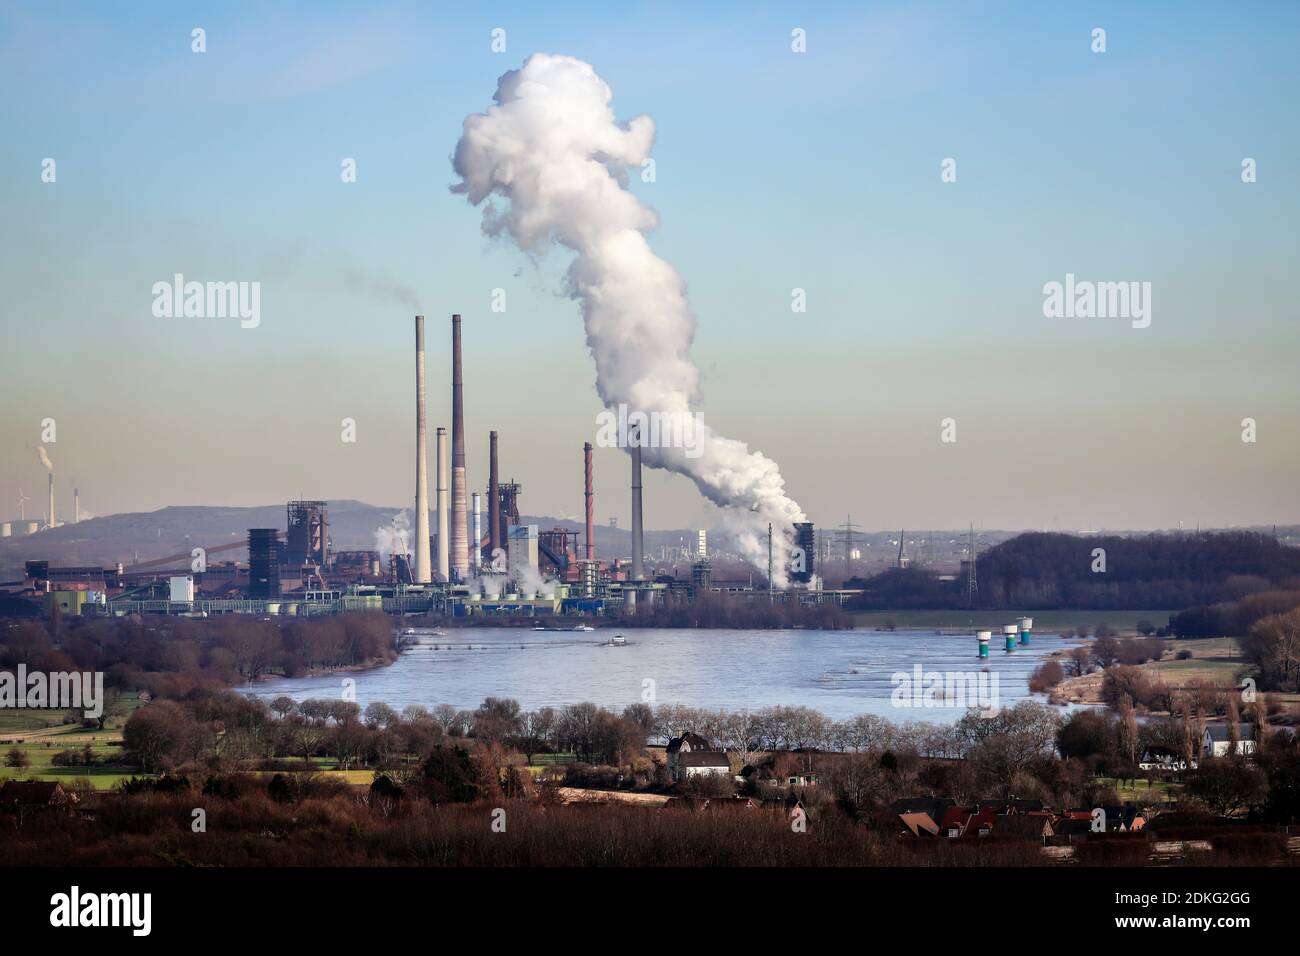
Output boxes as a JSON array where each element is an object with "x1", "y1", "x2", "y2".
[{"x1": 246, "y1": 627, "x2": 1071, "y2": 723}]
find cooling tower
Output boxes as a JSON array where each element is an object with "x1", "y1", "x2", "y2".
[
  {"x1": 413, "y1": 316, "x2": 432, "y2": 584},
  {"x1": 450, "y1": 314, "x2": 469, "y2": 580},
  {"x1": 436, "y1": 426, "x2": 450, "y2": 581}
]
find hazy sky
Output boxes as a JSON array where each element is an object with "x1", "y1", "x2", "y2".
[{"x1": 2, "y1": 1, "x2": 1298, "y2": 534}]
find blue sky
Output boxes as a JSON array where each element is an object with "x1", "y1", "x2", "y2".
[{"x1": 2, "y1": 1, "x2": 1298, "y2": 532}]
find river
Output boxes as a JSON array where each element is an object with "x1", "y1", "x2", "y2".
[{"x1": 246, "y1": 626, "x2": 1072, "y2": 723}]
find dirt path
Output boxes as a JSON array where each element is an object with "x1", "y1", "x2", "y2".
[{"x1": 557, "y1": 787, "x2": 670, "y2": 807}]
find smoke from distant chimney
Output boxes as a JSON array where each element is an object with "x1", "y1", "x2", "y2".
[{"x1": 452, "y1": 53, "x2": 805, "y2": 584}]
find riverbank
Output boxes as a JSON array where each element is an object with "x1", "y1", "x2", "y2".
[{"x1": 849, "y1": 609, "x2": 1174, "y2": 631}]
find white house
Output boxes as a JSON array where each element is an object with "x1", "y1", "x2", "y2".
[
  {"x1": 1139, "y1": 746, "x2": 1192, "y2": 772},
  {"x1": 666, "y1": 732, "x2": 731, "y2": 781},
  {"x1": 1202, "y1": 724, "x2": 1257, "y2": 759}
]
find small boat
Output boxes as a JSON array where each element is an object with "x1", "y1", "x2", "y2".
[
  {"x1": 605, "y1": 634, "x2": 627, "y2": 647},
  {"x1": 572, "y1": 624, "x2": 594, "y2": 632}
]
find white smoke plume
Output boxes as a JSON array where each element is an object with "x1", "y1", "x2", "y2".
[
  {"x1": 374, "y1": 511, "x2": 411, "y2": 566},
  {"x1": 452, "y1": 53, "x2": 805, "y2": 585},
  {"x1": 36, "y1": 447, "x2": 53, "y2": 472}
]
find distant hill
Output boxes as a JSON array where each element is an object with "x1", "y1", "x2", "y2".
[{"x1": 0, "y1": 502, "x2": 704, "y2": 579}]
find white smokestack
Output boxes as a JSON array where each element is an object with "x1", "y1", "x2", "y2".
[
  {"x1": 414, "y1": 315, "x2": 433, "y2": 583},
  {"x1": 74, "y1": 488, "x2": 80, "y2": 524},
  {"x1": 436, "y1": 426, "x2": 450, "y2": 581},
  {"x1": 471, "y1": 492, "x2": 483, "y2": 570},
  {"x1": 450, "y1": 314, "x2": 469, "y2": 581},
  {"x1": 452, "y1": 54, "x2": 805, "y2": 585}
]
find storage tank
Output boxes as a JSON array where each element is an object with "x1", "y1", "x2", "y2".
[
  {"x1": 1004, "y1": 624, "x2": 1018, "y2": 652},
  {"x1": 1018, "y1": 616, "x2": 1033, "y2": 645},
  {"x1": 977, "y1": 630, "x2": 990, "y2": 659}
]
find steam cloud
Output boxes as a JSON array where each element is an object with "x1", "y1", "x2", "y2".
[
  {"x1": 374, "y1": 511, "x2": 411, "y2": 565},
  {"x1": 451, "y1": 54, "x2": 805, "y2": 584},
  {"x1": 36, "y1": 447, "x2": 53, "y2": 472}
]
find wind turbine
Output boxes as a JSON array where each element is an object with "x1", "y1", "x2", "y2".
[{"x1": 18, "y1": 489, "x2": 30, "y2": 521}]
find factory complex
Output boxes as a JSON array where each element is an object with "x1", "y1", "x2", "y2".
[{"x1": 10, "y1": 315, "x2": 842, "y2": 621}]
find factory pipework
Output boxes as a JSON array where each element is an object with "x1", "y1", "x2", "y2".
[
  {"x1": 583, "y1": 441, "x2": 594, "y2": 561},
  {"x1": 436, "y1": 426, "x2": 450, "y2": 581},
  {"x1": 450, "y1": 313, "x2": 469, "y2": 581},
  {"x1": 413, "y1": 316, "x2": 432, "y2": 584}
]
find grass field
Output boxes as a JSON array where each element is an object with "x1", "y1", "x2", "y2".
[
  {"x1": 849, "y1": 609, "x2": 1174, "y2": 632},
  {"x1": 1096, "y1": 776, "x2": 1179, "y2": 805},
  {"x1": 0, "y1": 700, "x2": 145, "y2": 790}
]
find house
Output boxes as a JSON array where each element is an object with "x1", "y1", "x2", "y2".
[
  {"x1": 1059, "y1": 804, "x2": 1146, "y2": 833},
  {"x1": 786, "y1": 772, "x2": 819, "y2": 787},
  {"x1": 898, "y1": 811, "x2": 940, "y2": 838},
  {"x1": 1202, "y1": 724, "x2": 1257, "y2": 759},
  {"x1": 660, "y1": 796, "x2": 761, "y2": 813},
  {"x1": 1140, "y1": 746, "x2": 1191, "y2": 772},
  {"x1": 891, "y1": 797, "x2": 955, "y2": 825},
  {"x1": 979, "y1": 798, "x2": 1044, "y2": 813},
  {"x1": 936, "y1": 805, "x2": 998, "y2": 838},
  {"x1": 0, "y1": 780, "x2": 78, "y2": 814},
  {"x1": 666, "y1": 732, "x2": 731, "y2": 781},
  {"x1": 991, "y1": 813, "x2": 1054, "y2": 841}
]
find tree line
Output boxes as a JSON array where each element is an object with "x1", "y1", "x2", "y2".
[{"x1": 850, "y1": 531, "x2": 1300, "y2": 610}]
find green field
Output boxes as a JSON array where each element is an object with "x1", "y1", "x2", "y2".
[
  {"x1": 1095, "y1": 776, "x2": 1179, "y2": 805},
  {"x1": 0, "y1": 701, "x2": 145, "y2": 791},
  {"x1": 849, "y1": 609, "x2": 1174, "y2": 633}
]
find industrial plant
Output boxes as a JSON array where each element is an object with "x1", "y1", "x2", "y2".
[{"x1": 8, "y1": 314, "x2": 841, "y2": 621}]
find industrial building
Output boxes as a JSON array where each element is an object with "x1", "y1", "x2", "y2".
[{"x1": 4, "y1": 309, "x2": 846, "y2": 621}]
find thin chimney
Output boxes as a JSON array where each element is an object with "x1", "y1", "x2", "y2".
[
  {"x1": 413, "y1": 316, "x2": 432, "y2": 583},
  {"x1": 450, "y1": 314, "x2": 470, "y2": 580},
  {"x1": 489, "y1": 430, "x2": 500, "y2": 560},
  {"x1": 628, "y1": 425, "x2": 644, "y2": 614},
  {"x1": 436, "y1": 426, "x2": 450, "y2": 581},
  {"x1": 472, "y1": 492, "x2": 482, "y2": 568},
  {"x1": 583, "y1": 442, "x2": 594, "y2": 561}
]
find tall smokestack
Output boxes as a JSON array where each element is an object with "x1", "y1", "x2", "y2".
[
  {"x1": 413, "y1": 316, "x2": 433, "y2": 583},
  {"x1": 74, "y1": 488, "x2": 80, "y2": 524},
  {"x1": 48, "y1": 473, "x2": 55, "y2": 529},
  {"x1": 583, "y1": 442, "x2": 594, "y2": 561},
  {"x1": 472, "y1": 493, "x2": 482, "y2": 567},
  {"x1": 436, "y1": 426, "x2": 450, "y2": 581},
  {"x1": 628, "y1": 428, "x2": 644, "y2": 614},
  {"x1": 450, "y1": 313, "x2": 470, "y2": 580},
  {"x1": 489, "y1": 430, "x2": 500, "y2": 561}
]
